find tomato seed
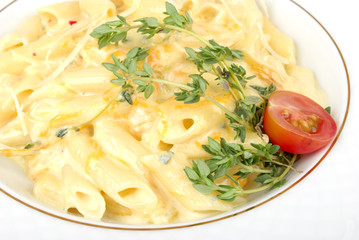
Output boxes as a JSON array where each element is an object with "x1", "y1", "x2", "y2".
[
  {"x1": 291, "y1": 120, "x2": 299, "y2": 127},
  {"x1": 309, "y1": 115, "x2": 319, "y2": 121},
  {"x1": 281, "y1": 109, "x2": 291, "y2": 120},
  {"x1": 300, "y1": 120, "x2": 311, "y2": 133}
]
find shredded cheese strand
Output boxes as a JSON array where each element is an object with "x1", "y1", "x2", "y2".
[
  {"x1": 0, "y1": 143, "x2": 16, "y2": 151},
  {"x1": 219, "y1": 0, "x2": 288, "y2": 64},
  {"x1": 259, "y1": 0, "x2": 269, "y2": 18},
  {"x1": 7, "y1": 87, "x2": 28, "y2": 136},
  {"x1": 40, "y1": 6, "x2": 138, "y2": 86},
  {"x1": 45, "y1": 18, "x2": 93, "y2": 66},
  {"x1": 10, "y1": 49, "x2": 39, "y2": 65},
  {"x1": 256, "y1": 22, "x2": 289, "y2": 64},
  {"x1": 219, "y1": 0, "x2": 244, "y2": 29},
  {"x1": 40, "y1": 17, "x2": 99, "y2": 86},
  {"x1": 118, "y1": 0, "x2": 140, "y2": 18}
]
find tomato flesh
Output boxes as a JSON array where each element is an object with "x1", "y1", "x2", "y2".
[{"x1": 263, "y1": 91, "x2": 337, "y2": 154}]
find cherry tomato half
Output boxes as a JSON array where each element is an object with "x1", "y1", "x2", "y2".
[{"x1": 263, "y1": 91, "x2": 337, "y2": 154}]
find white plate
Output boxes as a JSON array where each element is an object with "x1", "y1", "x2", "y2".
[{"x1": 0, "y1": 0, "x2": 355, "y2": 238}]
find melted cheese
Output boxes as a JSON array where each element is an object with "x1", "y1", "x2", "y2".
[{"x1": 0, "y1": 0, "x2": 326, "y2": 224}]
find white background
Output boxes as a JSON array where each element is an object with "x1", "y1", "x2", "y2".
[{"x1": 0, "y1": 0, "x2": 358, "y2": 239}]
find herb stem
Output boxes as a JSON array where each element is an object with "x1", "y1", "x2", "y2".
[
  {"x1": 110, "y1": 24, "x2": 141, "y2": 35},
  {"x1": 240, "y1": 154, "x2": 297, "y2": 195},
  {"x1": 219, "y1": 60, "x2": 245, "y2": 100},
  {"x1": 161, "y1": 24, "x2": 212, "y2": 47},
  {"x1": 203, "y1": 94, "x2": 242, "y2": 123},
  {"x1": 226, "y1": 173, "x2": 241, "y2": 187},
  {"x1": 237, "y1": 162, "x2": 272, "y2": 174},
  {"x1": 241, "y1": 182, "x2": 272, "y2": 195},
  {"x1": 271, "y1": 159, "x2": 302, "y2": 173},
  {"x1": 72, "y1": 94, "x2": 118, "y2": 129},
  {"x1": 211, "y1": 65, "x2": 240, "y2": 101},
  {"x1": 278, "y1": 154, "x2": 297, "y2": 179},
  {"x1": 135, "y1": 77, "x2": 193, "y2": 91}
]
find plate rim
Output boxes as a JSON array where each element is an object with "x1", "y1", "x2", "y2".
[{"x1": 0, "y1": 0, "x2": 351, "y2": 231}]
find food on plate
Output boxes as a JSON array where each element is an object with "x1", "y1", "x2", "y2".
[{"x1": 0, "y1": 0, "x2": 336, "y2": 224}]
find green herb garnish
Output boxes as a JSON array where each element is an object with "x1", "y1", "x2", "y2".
[
  {"x1": 325, "y1": 106, "x2": 331, "y2": 114},
  {"x1": 56, "y1": 128, "x2": 69, "y2": 139},
  {"x1": 24, "y1": 143, "x2": 35, "y2": 149},
  {"x1": 184, "y1": 138, "x2": 297, "y2": 201}
]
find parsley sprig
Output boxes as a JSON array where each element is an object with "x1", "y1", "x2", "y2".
[{"x1": 184, "y1": 137, "x2": 297, "y2": 201}]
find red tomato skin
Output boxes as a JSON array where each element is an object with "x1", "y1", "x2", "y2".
[{"x1": 263, "y1": 91, "x2": 337, "y2": 154}]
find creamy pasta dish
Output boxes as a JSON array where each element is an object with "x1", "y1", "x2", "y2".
[{"x1": 0, "y1": 0, "x2": 329, "y2": 224}]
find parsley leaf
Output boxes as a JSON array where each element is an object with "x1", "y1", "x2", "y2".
[
  {"x1": 90, "y1": 15, "x2": 130, "y2": 48},
  {"x1": 56, "y1": 128, "x2": 69, "y2": 138}
]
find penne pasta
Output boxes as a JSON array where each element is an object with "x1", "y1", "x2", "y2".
[
  {"x1": 93, "y1": 119, "x2": 150, "y2": 170},
  {"x1": 0, "y1": 0, "x2": 328, "y2": 224},
  {"x1": 140, "y1": 153, "x2": 243, "y2": 211},
  {"x1": 62, "y1": 165, "x2": 106, "y2": 220},
  {"x1": 87, "y1": 155, "x2": 158, "y2": 209},
  {"x1": 79, "y1": 0, "x2": 116, "y2": 18},
  {"x1": 62, "y1": 67, "x2": 112, "y2": 94}
]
